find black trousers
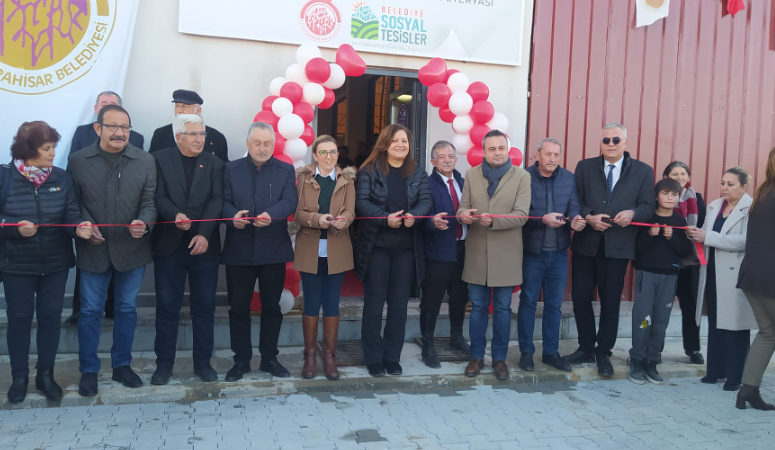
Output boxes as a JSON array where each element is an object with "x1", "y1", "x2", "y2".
[
  {"x1": 571, "y1": 239, "x2": 630, "y2": 355},
  {"x1": 225, "y1": 263, "x2": 286, "y2": 363},
  {"x1": 706, "y1": 274, "x2": 750, "y2": 385},
  {"x1": 676, "y1": 265, "x2": 702, "y2": 353},
  {"x1": 420, "y1": 241, "x2": 468, "y2": 332},
  {"x1": 72, "y1": 267, "x2": 115, "y2": 316},
  {"x1": 361, "y1": 247, "x2": 415, "y2": 365}
]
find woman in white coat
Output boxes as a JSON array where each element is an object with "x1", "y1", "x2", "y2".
[{"x1": 687, "y1": 167, "x2": 756, "y2": 392}]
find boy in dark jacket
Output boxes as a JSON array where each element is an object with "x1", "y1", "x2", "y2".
[{"x1": 628, "y1": 178, "x2": 693, "y2": 385}]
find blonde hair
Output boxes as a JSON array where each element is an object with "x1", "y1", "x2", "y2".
[{"x1": 312, "y1": 134, "x2": 337, "y2": 154}]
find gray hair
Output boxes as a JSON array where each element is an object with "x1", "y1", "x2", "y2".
[
  {"x1": 247, "y1": 121, "x2": 275, "y2": 143},
  {"x1": 430, "y1": 140, "x2": 456, "y2": 159},
  {"x1": 538, "y1": 138, "x2": 563, "y2": 152},
  {"x1": 95, "y1": 90, "x2": 122, "y2": 106},
  {"x1": 172, "y1": 114, "x2": 205, "y2": 135},
  {"x1": 602, "y1": 123, "x2": 628, "y2": 138}
]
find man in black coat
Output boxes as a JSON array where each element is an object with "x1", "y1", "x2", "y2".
[
  {"x1": 150, "y1": 114, "x2": 224, "y2": 385},
  {"x1": 564, "y1": 123, "x2": 656, "y2": 377},
  {"x1": 148, "y1": 90, "x2": 229, "y2": 163}
]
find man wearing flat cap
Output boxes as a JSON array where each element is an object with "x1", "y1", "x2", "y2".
[{"x1": 149, "y1": 89, "x2": 229, "y2": 162}]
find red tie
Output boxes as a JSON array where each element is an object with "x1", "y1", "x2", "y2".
[{"x1": 448, "y1": 178, "x2": 463, "y2": 240}]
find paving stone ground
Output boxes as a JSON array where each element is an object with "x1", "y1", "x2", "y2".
[{"x1": 1, "y1": 374, "x2": 773, "y2": 450}]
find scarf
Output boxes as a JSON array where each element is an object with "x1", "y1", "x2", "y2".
[
  {"x1": 675, "y1": 182, "x2": 699, "y2": 227},
  {"x1": 481, "y1": 158, "x2": 512, "y2": 198},
  {"x1": 14, "y1": 159, "x2": 51, "y2": 188}
]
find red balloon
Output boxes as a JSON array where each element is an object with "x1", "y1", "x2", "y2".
[
  {"x1": 293, "y1": 102, "x2": 315, "y2": 124},
  {"x1": 300, "y1": 125, "x2": 315, "y2": 146},
  {"x1": 467, "y1": 146, "x2": 484, "y2": 167},
  {"x1": 275, "y1": 153, "x2": 293, "y2": 165},
  {"x1": 418, "y1": 57, "x2": 448, "y2": 87},
  {"x1": 305, "y1": 57, "x2": 331, "y2": 84},
  {"x1": 467, "y1": 81, "x2": 490, "y2": 103},
  {"x1": 286, "y1": 282, "x2": 300, "y2": 298},
  {"x1": 509, "y1": 147, "x2": 523, "y2": 166},
  {"x1": 470, "y1": 101, "x2": 495, "y2": 125},
  {"x1": 262, "y1": 95, "x2": 279, "y2": 111},
  {"x1": 336, "y1": 44, "x2": 367, "y2": 77},
  {"x1": 253, "y1": 110, "x2": 279, "y2": 129},
  {"x1": 444, "y1": 69, "x2": 460, "y2": 83},
  {"x1": 318, "y1": 87, "x2": 336, "y2": 109},
  {"x1": 285, "y1": 266, "x2": 302, "y2": 285},
  {"x1": 438, "y1": 105, "x2": 456, "y2": 123},
  {"x1": 274, "y1": 137, "x2": 286, "y2": 155},
  {"x1": 469, "y1": 124, "x2": 491, "y2": 148},
  {"x1": 250, "y1": 292, "x2": 262, "y2": 312},
  {"x1": 280, "y1": 82, "x2": 303, "y2": 104},
  {"x1": 427, "y1": 82, "x2": 452, "y2": 108}
]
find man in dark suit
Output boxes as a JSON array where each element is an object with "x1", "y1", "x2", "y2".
[
  {"x1": 150, "y1": 114, "x2": 224, "y2": 385},
  {"x1": 148, "y1": 90, "x2": 229, "y2": 163},
  {"x1": 564, "y1": 123, "x2": 656, "y2": 377}
]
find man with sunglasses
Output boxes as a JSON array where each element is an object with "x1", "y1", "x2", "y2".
[
  {"x1": 564, "y1": 123, "x2": 655, "y2": 377},
  {"x1": 67, "y1": 105, "x2": 157, "y2": 396}
]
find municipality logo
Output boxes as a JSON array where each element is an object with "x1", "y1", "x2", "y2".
[
  {"x1": 0, "y1": 0, "x2": 116, "y2": 95},
  {"x1": 351, "y1": 1, "x2": 378, "y2": 40}
]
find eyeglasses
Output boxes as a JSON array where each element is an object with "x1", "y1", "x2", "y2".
[
  {"x1": 318, "y1": 150, "x2": 338, "y2": 157},
  {"x1": 100, "y1": 124, "x2": 131, "y2": 133},
  {"x1": 180, "y1": 132, "x2": 208, "y2": 138},
  {"x1": 602, "y1": 137, "x2": 623, "y2": 145}
]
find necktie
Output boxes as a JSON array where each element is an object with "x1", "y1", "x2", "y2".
[
  {"x1": 606, "y1": 164, "x2": 615, "y2": 197},
  {"x1": 448, "y1": 178, "x2": 463, "y2": 240}
]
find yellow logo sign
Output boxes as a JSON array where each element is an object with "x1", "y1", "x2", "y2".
[{"x1": 0, "y1": 0, "x2": 116, "y2": 95}]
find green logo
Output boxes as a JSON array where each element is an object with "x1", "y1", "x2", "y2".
[{"x1": 351, "y1": 2, "x2": 378, "y2": 40}]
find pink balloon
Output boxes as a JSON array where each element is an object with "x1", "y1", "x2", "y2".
[
  {"x1": 305, "y1": 57, "x2": 331, "y2": 84},
  {"x1": 444, "y1": 69, "x2": 460, "y2": 83},
  {"x1": 274, "y1": 137, "x2": 286, "y2": 155},
  {"x1": 469, "y1": 124, "x2": 491, "y2": 148},
  {"x1": 438, "y1": 105, "x2": 456, "y2": 123},
  {"x1": 318, "y1": 88, "x2": 336, "y2": 109},
  {"x1": 509, "y1": 147, "x2": 523, "y2": 166},
  {"x1": 280, "y1": 82, "x2": 303, "y2": 104},
  {"x1": 293, "y1": 102, "x2": 315, "y2": 124},
  {"x1": 467, "y1": 146, "x2": 484, "y2": 166},
  {"x1": 467, "y1": 81, "x2": 490, "y2": 103},
  {"x1": 336, "y1": 44, "x2": 367, "y2": 77},
  {"x1": 300, "y1": 125, "x2": 315, "y2": 147},
  {"x1": 419, "y1": 57, "x2": 448, "y2": 87},
  {"x1": 470, "y1": 101, "x2": 495, "y2": 125},
  {"x1": 262, "y1": 95, "x2": 279, "y2": 111},
  {"x1": 253, "y1": 110, "x2": 279, "y2": 129},
  {"x1": 427, "y1": 82, "x2": 452, "y2": 108}
]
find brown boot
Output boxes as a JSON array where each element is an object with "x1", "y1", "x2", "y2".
[
  {"x1": 736, "y1": 384, "x2": 775, "y2": 411},
  {"x1": 322, "y1": 316, "x2": 340, "y2": 380},
  {"x1": 302, "y1": 315, "x2": 318, "y2": 379}
]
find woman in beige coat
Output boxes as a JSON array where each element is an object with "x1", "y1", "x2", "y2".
[
  {"x1": 294, "y1": 135, "x2": 356, "y2": 380},
  {"x1": 687, "y1": 167, "x2": 755, "y2": 392}
]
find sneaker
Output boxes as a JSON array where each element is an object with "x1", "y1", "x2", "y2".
[
  {"x1": 627, "y1": 358, "x2": 646, "y2": 385},
  {"x1": 643, "y1": 361, "x2": 664, "y2": 385}
]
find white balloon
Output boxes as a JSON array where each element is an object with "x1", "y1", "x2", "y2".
[
  {"x1": 487, "y1": 112, "x2": 510, "y2": 133},
  {"x1": 271, "y1": 97, "x2": 294, "y2": 118},
  {"x1": 293, "y1": 160, "x2": 307, "y2": 169},
  {"x1": 447, "y1": 72, "x2": 470, "y2": 93},
  {"x1": 323, "y1": 63, "x2": 346, "y2": 90},
  {"x1": 296, "y1": 44, "x2": 322, "y2": 66},
  {"x1": 302, "y1": 83, "x2": 326, "y2": 106},
  {"x1": 448, "y1": 92, "x2": 473, "y2": 116},
  {"x1": 279, "y1": 289, "x2": 295, "y2": 315},
  {"x1": 278, "y1": 114, "x2": 305, "y2": 140},
  {"x1": 452, "y1": 134, "x2": 473, "y2": 154},
  {"x1": 284, "y1": 138, "x2": 308, "y2": 161},
  {"x1": 452, "y1": 115, "x2": 474, "y2": 135},
  {"x1": 285, "y1": 63, "x2": 309, "y2": 86},
  {"x1": 269, "y1": 77, "x2": 286, "y2": 96}
]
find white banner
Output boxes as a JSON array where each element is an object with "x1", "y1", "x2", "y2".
[
  {"x1": 0, "y1": 0, "x2": 140, "y2": 167},
  {"x1": 179, "y1": 0, "x2": 525, "y2": 67}
]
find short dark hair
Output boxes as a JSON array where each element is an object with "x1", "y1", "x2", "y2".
[
  {"x1": 655, "y1": 178, "x2": 682, "y2": 197},
  {"x1": 663, "y1": 161, "x2": 691, "y2": 179},
  {"x1": 482, "y1": 129, "x2": 509, "y2": 148},
  {"x1": 10, "y1": 121, "x2": 61, "y2": 160},
  {"x1": 97, "y1": 104, "x2": 131, "y2": 126}
]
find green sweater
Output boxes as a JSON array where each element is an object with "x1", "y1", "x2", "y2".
[{"x1": 315, "y1": 174, "x2": 336, "y2": 239}]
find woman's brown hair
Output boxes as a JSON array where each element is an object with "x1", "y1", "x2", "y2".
[
  {"x1": 311, "y1": 134, "x2": 337, "y2": 154},
  {"x1": 751, "y1": 147, "x2": 775, "y2": 212},
  {"x1": 10, "y1": 121, "x2": 60, "y2": 161},
  {"x1": 360, "y1": 124, "x2": 415, "y2": 177}
]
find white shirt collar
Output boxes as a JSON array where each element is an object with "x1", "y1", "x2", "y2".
[
  {"x1": 437, "y1": 171, "x2": 455, "y2": 183},
  {"x1": 604, "y1": 156, "x2": 624, "y2": 171},
  {"x1": 315, "y1": 165, "x2": 336, "y2": 181}
]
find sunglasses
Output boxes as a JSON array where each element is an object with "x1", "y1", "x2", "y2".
[{"x1": 602, "y1": 137, "x2": 623, "y2": 145}]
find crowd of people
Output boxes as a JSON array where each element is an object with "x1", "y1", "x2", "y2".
[{"x1": 1, "y1": 90, "x2": 774, "y2": 413}]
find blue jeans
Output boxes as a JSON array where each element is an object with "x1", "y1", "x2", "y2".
[
  {"x1": 78, "y1": 264, "x2": 145, "y2": 373},
  {"x1": 301, "y1": 258, "x2": 346, "y2": 317},
  {"x1": 468, "y1": 284, "x2": 515, "y2": 361},
  {"x1": 154, "y1": 245, "x2": 219, "y2": 366},
  {"x1": 517, "y1": 250, "x2": 568, "y2": 355}
]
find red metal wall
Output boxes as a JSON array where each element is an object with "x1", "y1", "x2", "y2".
[{"x1": 527, "y1": 0, "x2": 775, "y2": 301}]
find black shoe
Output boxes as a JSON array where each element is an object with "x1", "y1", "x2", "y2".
[
  {"x1": 627, "y1": 358, "x2": 646, "y2": 385},
  {"x1": 225, "y1": 361, "x2": 251, "y2": 382},
  {"x1": 112, "y1": 366, "x2": 143, "y2": 388},
  {"x1": 562, "y1": 348, "x2": 595, "y2": 365},
  {"x1": 449, "y1": 330, "x2": 471, "y2": 353},
  {"x1": 151, "y1": 365, "x2": 173, "y2": 385},
  {"x1": 194, "y1": 362, "x2": 218, "y2": 382},
  {"x1": 542, "y1": 353, "x2": 572, "y2": 372},
  {"x1": 421, "y1": 335, "x2": 441, "y2": 369},
  {"x1": 7, "y1": 376, "x2": 28, "y2": 403},
  {"x1": 384, "y1": 362, "x2": 402, "y2": 375},
  {"x1": 519, "y1": 353, "x2": 535, "y2": 371},
  {"x1": 259, "y1": 360, "x2": 290, "y2": 378},
  {"x1": 723, "y1": 381, "x2": 741, "y2": 392},
  {"x1": 78, "y1": 373, "x2": 98, "y2": 397},
  {"x1": 643, "y1": 361, "x2": 664, "y2": 385},
  {"x1": 35, "y1": 368, "x2": 63, "y2": 401},
  {"x1": 596, "y1": 352, "x2": 614, "y2": 377},
  {"x1": 367, "y1": 363, "x2": 385, "y2": 377},
  {"x1": 65, "y1": 313, "x2": 79, "y2": 325},
  {"x1": 686, "y1": 351, "x2": 705, "y2": 365}
]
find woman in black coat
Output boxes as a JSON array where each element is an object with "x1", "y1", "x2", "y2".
[
  {"x1": 0, "y1": 122, "x2": 93, "y2": 403},
  {"x1": 355, "y1": 124, "x2": 432, "y2": 377}
]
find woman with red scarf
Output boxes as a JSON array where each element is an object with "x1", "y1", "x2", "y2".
[{"x1": 663, "y1": 161, "x2": 706, "y2": 364}]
